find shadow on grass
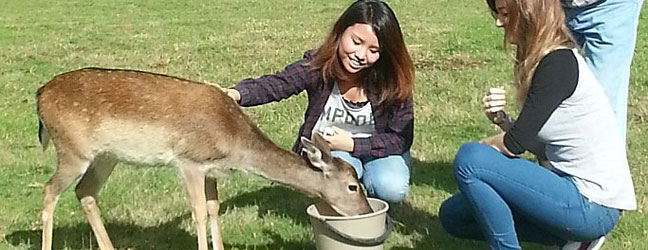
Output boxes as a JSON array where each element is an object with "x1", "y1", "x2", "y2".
[
  {"x1": 225, "y1": 229, "x2": 314, "y2": 250},
  {"x1": 221, "y1": 184, "x2": 313, "y2": 226},
  {"x1": 409, "y1": 157, "x2": 458, "y2": 194},
  {"x1": 4, "y1": 214, "x2": 195, "y2": 250},
  {"x1": 388, "y1": 201, "x2": 486, "y2": 250}
]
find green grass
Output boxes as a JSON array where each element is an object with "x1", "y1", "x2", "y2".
[{"x1": 1, "y1": 0, "x2": 646, "y2": 249}]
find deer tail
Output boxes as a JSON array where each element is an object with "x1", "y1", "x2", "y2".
[{"x1": 38, "y1": 119, "x2": 50, "y2": 151}]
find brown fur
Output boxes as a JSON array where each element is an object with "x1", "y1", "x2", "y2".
[{"x1": 36, "y1": 68, "x2": 372, "y2": 250}]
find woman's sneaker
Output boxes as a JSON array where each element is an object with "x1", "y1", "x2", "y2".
[{"x1": 560, "y1": 236, "x2": 605, "y2": 250}]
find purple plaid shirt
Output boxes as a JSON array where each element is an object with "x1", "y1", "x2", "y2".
[{"x1": 234, "y1": 50, "x2": 414, "y2": 158}]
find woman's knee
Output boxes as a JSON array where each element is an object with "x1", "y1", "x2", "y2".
[
  {"x1": 453, "y1": 142, "x2": 494, "y2": 180},
  {"x1": 455, "y1": 142, "x2": 493, "y2": 165},
  {"x1": 365, "y1": 173, "x2": 409, "y2": 202},
  {"x1": 439, "y1": 200, "x2": 456, "y2": 235},
  {"x1": 363, "y1": 154, "x2": 410, "y2": 203},
  {"x1": 369, "y1": 180, "x2": 409, "y2": 203},
  {"x1": 439, "y1": 195, "x2": 466, "y2": 237},
  {"x1": 365, "y1": 174, "x2": 408, "y2": 203}
]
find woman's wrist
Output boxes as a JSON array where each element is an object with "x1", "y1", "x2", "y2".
[{"x1": 493, "y1": 111, "x2": 514, "y2": 131}]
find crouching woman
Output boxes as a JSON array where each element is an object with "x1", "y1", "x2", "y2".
[{"x1": 438, "y1": 0, "x2": 637, "y2": 249}]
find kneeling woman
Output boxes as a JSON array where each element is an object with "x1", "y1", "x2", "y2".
[
  {"x1": 226, "y1": 0, "x2": 414, "y2": 203},
  {"x1": 439, "y1": 0, "x2": 636, "y2": 249}
]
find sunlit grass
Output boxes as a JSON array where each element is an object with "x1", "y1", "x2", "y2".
[{"x1": 1, "y1": 1, "x2": 646, "y2": 249}]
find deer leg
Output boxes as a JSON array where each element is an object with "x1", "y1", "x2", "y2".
[
  {"x1": 42, "y1": 152, "x2": 90, "y2": 250},
  {"x1": 74, "y1": 155, "x2": 118, "y2": 250},
  {"x1": 205, "y1": 178, "x2": 224, "y2": 250},
  {"x1": 179, "y1": 164, "x2": 209, "y2": 250}
]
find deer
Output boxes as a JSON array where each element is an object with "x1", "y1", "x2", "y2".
[{"x1": 36, "y1": 67, "x2": 373, "y2": 250}]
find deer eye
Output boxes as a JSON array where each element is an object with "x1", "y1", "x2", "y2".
[{"x1": 348, "y1": 184, "x2": 359, "y2": 192}]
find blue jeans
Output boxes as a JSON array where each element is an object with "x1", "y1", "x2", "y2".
[
  {"x1": 439, "y1": 143, "x2": 620, "y2": 250},
  {"x1": 331, "y1": 151, "x2": 410, "y2": 203},
  {"x1": 564, "y1": 0, "x2": 645, "y2": 143}
]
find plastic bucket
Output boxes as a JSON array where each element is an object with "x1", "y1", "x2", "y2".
[{"x1": 306, "y1": 198, "x2": 392, "y2": 250}]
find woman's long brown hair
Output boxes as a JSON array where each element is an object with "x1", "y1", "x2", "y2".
[
  {"x1": 310, "y1": 0, "x2": 414, "y2": 105},
  {"x1": 487, "y1": 0, "x2": 575, "y2": 106}
]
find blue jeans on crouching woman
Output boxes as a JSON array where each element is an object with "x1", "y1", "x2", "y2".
[
  {"x1": 439, "y1": 142, "x2": 619, "y2": 250},
  {"x1": 331, "y1": 151, "x2": 410, "y2": 203}
]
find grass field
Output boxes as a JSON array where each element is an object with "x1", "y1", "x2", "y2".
[{"x1": 0, "y1": 0, "x2": 646, "y2": 249}]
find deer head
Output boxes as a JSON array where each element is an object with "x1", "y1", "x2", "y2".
[{"x1": 301, "y1": 133, "x2": 373, "y2": 216}]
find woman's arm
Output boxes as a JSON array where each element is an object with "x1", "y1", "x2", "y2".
[
  {"x1": 503, "y1": 49, "x2": 579, "y2": 155},
  {"x1": 480, "y1": 132, "x2": 515, "y2": 156},
  {"x1": 233, "y1": 51, "x2": 318, "y2": 107}
]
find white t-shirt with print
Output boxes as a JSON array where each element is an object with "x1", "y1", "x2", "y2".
[{"x1": 312, "y1": 82, "x2": 375, "y2": 138}]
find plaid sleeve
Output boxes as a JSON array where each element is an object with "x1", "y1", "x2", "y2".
[
  {"x1": 234, "y1": 52, "x2": 315, "y2": 107},
  {"x1": 351, "y1": 98, "x2": 414, "y2": 158}
]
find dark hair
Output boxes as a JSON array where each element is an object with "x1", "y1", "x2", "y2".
[
  {"x1": 487, "y1": 0, "x2": 497, "y2": 14},
  {"x1": 310, "y1": 0, "x2": 414, "y2": 104}
]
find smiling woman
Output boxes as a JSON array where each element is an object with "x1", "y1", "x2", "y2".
[
  {"x1": 337, "y1": 23, "x2": 380, "y2": 75},
  {"x1": 223, "y1": 0, "x2": 415, "y2": 204}
]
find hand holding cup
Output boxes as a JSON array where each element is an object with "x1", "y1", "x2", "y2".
[{"x1": 483, "y1": 87, "x2": 506, "y2": 123}]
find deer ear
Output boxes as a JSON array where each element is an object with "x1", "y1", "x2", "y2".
[
  {"x1": 311, "y1": 132, "x2": 332, "y2": 163},
  {"x1": 301, "y1": 136, "x2": 331, "y2": 175}
]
